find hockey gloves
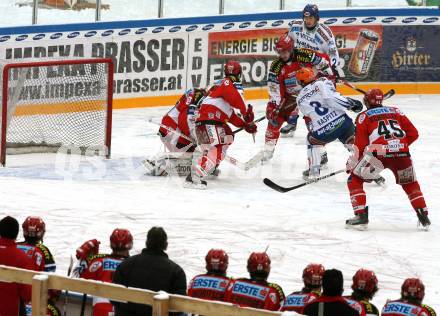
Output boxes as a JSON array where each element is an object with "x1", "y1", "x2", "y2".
[
  {"x1": 243, "y1": 105, "x2": 257, "y2": 134},
  {"x1": 244, "y1": 104, "x2": 255, "y2": 123},
  {"x1": 76, "y1": 239, "x2": 100, "y2": 260},
  {"x1": 347, "y1": 97, "x2": 363, "y2": 113}
]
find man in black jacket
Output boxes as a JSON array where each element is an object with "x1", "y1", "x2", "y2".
[
  {"x1": 303, "y1": 269, "x2": 358, "y2": 316},
  {"x1": 112, "y1": 227, "x2": 187, "y2": 316}
]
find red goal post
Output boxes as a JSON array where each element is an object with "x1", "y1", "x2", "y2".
[{"x1": 0, "y1": 58, "x2": 114, "y2": 166}]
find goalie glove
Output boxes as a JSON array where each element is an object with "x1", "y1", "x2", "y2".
[{"x1": 347, "y1": 97, "x2": 363, "y2": 113}]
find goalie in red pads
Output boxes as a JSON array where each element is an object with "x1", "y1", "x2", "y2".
[
  {"x1": 185, "y1": 60, "x2": 257, "y2": 189},
  {"x1": 145, "y1": 88, "x2": 206, "y2": 176},
  {"x1": 346, "y1": 88, "x2": 430, "y2": 229}
]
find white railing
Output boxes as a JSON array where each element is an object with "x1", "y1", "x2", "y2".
[{"x1": 0, "y1": 265, "x2": 291, "y2": 316}]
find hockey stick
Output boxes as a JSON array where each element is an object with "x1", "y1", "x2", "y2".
[
  {"x1": 263, "y1": 169, "x2": 346, "y2": 193},
  {"x1": 62, "y1": 256, "x2": 74, "y2": 316},
  {"x1": 147, "y1": 120, "x2": 262, "y2": 171},
  {"x1": 232, "y1": 116, "x2": 266, "y2": 134},
  {"x1": 224, "y1": 151, "x2": 264, "y2": 171},
  {"x1": 339, "y1": 79, "x2": 395, "y2": 99},
  {"x1": 80, "y1": 293, "x2": 87, "y2": 316}
]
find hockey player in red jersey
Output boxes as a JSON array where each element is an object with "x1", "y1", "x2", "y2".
[
  {"x1": 185, "y1": 60, "x2": 257, "y2": 188},
  {"x1": 145, "y1": 88, "x2": 206, "y2": 176},
  {"x1": 17, "y1": 216, "x2": 56, "y2": 273},
  {"x1": 382, "y1": 278, "x2": 436, "y2": 316},
  {"x1": 280, "y1": 263, "x2": 325, "y2": 314},
  {"x1": 224, "y1": 252, "x2": 284, "y2": 311},
  {"x1": 188, "y1": 249, "x2": 232, "y2": 302},
  {"x1": 17, "y1": 216, "x2": 61, "y2": 316},
  {"x1": 344, "y1": 269, "x2": 380, "y2": 316},
  {"x1": 263, "y1": 33, "x2": 332, "y2": 163},
  {"x1": 77, "y1": 229, "x2": 133, "y2": 316},
  {"x1": 158, "y1": 88, "x2": 206, "y2": 153},
  {"x1": 346, "y1": 88, "x2": 430, "y2": 229}
]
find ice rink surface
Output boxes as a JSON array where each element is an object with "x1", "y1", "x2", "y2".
[{"x1": 0, "y1": 93, "x2": 439, "y2": 311}]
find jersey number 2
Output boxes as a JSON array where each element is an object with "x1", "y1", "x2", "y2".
[{"x1": 378, "y1": 120, "x2": 404, "y2": 140}]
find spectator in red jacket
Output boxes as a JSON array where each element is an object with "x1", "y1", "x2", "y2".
[{"x1": 0, "y1": 215, "x2": 35, "y2": 316}]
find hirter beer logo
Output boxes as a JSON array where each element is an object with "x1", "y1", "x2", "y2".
[
  {"x1": 406, "y1": 37, "x2": 417, "y2": 53},
  {"x1": 391, "y1": 37, "x2": 431, "y2": 69}
]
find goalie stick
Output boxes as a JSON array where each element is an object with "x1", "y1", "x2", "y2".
[
  {"x1": 263, "y1": 169, "x2": 346, "y2": 193},
  {"x1": 147, "y1": 120, "x2": 263, "y2": 171}
]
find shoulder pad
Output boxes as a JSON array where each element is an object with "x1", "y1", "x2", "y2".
[
  {"x1": 356, "y1": 112, "x2": 368, "y2": 124},
  {"x1": 319, "y1": 23, "x2": 334, "y2": 38},
  {"x1": 422, "y1": 304, "x2": 437, "y2": 316},
  {"x1": 294, "y1": 48, "x2": 315, "y2": 63},
  {"x1": 270, "y1": 58, "x2": 285, "y2": 75},
  {"x1": 36, "y1": 243, "x2": 54, "y2": 261},
  {"x1": 47, "y1": 303, "x2": 60, "y2": 316},
  {"x1": 269, "y1": 282, "x2": 285, "y2": 300},
  {"x1": 361, "y1": 300, "x2": 380, "y2": 315},
  {"x1": 88, "y1": 253, "x2": 110, "y2": 262},
  {"x1": 289, "y1": 25, "x2": 302, "y2": 33}
]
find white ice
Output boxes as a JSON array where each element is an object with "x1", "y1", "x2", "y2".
[{"x1": 1, "y1": 94, "x2": 439, "y2": 312}]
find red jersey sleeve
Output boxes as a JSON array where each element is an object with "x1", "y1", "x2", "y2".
[
  {"x1": 229, "y1": 111, "x2": 246, "y2": 128},
  {"x1": 398, "y1": 110, "x2": 419, "y2": 146},
  {"x1": 210, "y1": 78, "x2": 247, "y2": 116},
  {"x1": 177, "y1": 108, "x2": 190, "y2": 137}
]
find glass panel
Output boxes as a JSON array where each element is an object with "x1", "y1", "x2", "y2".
[
  {"x1": 101, "y1": 0, "x2": 157, "y2": 21},
  {"x1": 284, "y1": 0, "x2": 347, "y2": 11},
  {"x1": 225, "y1": 0, "x2": 278, "y2": 14},
  {"x1": 164, "y1": 0, "x2": 218, "y2": 17},
  {"x1": 37, "y1": 3, "x2": 95, "y2": 25},
  {"x1": 350, "y1": 0, "x2": 410, "y2": 6}
]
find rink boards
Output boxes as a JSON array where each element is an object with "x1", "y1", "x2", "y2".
[{"x1": 0, "y1": 7, "x2": 440, "y2": 110}]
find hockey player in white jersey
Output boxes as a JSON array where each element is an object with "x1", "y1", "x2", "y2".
[
  {"x1": 295, "y1": 67, "x2": 362, "y2": 179},
  {"x1": 281, "y1": 4, "x2": 341, "y2": 136},
  {"x1": 288, "y1": 4, "x2": 340, "y2": 68}
]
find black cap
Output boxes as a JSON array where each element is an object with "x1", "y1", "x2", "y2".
[
  {"x1": 0, "y1": 216, "x2": 20, "y2": 240},
  {"x1": 322, "y1": 269, "x2": 344, "y2": 296},
  {"x1": 146, "y1": 227, "x2": 168, "y2": 251}
]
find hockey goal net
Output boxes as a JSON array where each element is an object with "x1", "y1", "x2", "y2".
[{"x1": 0, "y1": 58, "x2": 113, "y2": 166}]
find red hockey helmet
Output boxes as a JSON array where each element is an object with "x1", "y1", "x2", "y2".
[
  {"x1": 352, "y1": 269, "x2": 378, "y2": 297},
  {"x1": 275, "y1": 34, "x2": 294, "y2": 53},
  {"x1": 401, "y1": 278, "x2": 425, "y2": 301},
  {"x1": 296, "y1": 67, "x2": 316, "y2": 86},
  {"x1": 22, "y1": 216, "x2": 46, "y2": 239},
  {"x1": 110, "y1": 228, "x2": 133, "y2": 251},
  {"x1": 303, "y1": 263, "x2": 325, "y2": 288},
  {"x1": 205, "y1": 249, "x2": 229, "y2": 273},
  {"x1": 363, "y1": 88, "x2": 384, "y2": 109},
  {"x1": 247, "y1": 252, "x2": 271, "y2": 274},
  {"x1": 224, "y1": 60, "x2": 242, "y2": 81}
]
